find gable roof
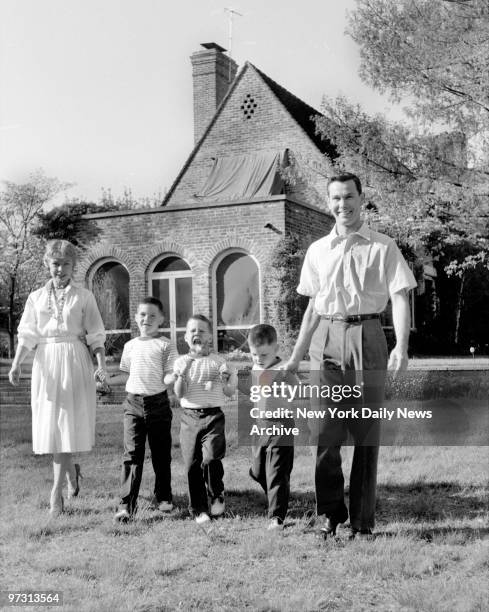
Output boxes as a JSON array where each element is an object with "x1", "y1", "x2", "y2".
[
  {"x1": 252, "y1": 65, "x2": 336, "y2": 158},
  {"x1": 162, "y1": 61, "x2": 335, "y2": 206}
]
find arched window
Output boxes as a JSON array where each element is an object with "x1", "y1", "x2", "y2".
[
  {"x1": 149, "y1": 255, "x2": 193, "y2": 353},
  {"x1": 89, "y1": 259, "x2": 130, "y2": 356},
  {"x1": 212, "y1": 250, "x2": 260, "y2": 352}
]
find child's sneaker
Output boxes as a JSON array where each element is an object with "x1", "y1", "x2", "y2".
[
  {"x1": 114, "y1": 505, "x2": 131, "y2": 523},
  {"x1": 150, "y1": 496, "x2": 173, "y2": 512},
  {"x1": 267, "y1": 517, "x2": 284, "y2": 531},
  {"x1": 210, "y1": 495, "x2": 225, "y2": 517},
  {"x1": 157, "y1": 500, "x2": 174, "y2": 512},
  {"x1": 195, "y1": 512, "x2": 211, "y2": 525}
]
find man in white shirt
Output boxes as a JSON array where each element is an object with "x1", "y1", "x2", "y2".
[{"x1": 283, "y1": 172, "x2": 417, "y2": 539}]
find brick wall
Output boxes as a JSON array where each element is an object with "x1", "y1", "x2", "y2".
[
  {"x1": 191, "y1": 45, "x2": 238, "y2": 144},
  {"x1": 79, "y1": 199, "x2": 292, "y2": 334},
  {"x1": 78, "y1": 197, "x2": 332, "y2": 341},
  {"x1": 284, "y1": 200, "x2": 333, "y2": 246},
  {"x1": 166, "y1": 63, "x2": 333, "y2": 208}
]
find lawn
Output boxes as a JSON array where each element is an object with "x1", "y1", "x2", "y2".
[{"x1": 0, "y1": 400, "x2": 488, "y2": 612}]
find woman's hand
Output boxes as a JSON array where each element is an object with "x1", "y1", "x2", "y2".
[
  {"x1": 8, "y1": 365, "x2": 21, "y2": 386},
  {"x1": 94, "y1": 367, "x2": 107, "y2": 383}
]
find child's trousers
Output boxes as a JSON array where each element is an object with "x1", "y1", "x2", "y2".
[
  {"x1": 179, "y1": 407, "x2": 225, "y2": 515},
  {"x1": 120, "y1": 391, "x2": 172, "y2": 514},
  {"x1": 250, "y1": 430, "x2": 294, "y2": 522}
]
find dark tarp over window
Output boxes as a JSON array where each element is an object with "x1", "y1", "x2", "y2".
[{"x1": 194, "y1": 150, "x2": 286, "y2": 201}]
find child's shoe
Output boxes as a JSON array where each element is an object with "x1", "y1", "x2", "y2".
[
  {"x1": 195, "y1": 512, "x2": 211, "y2": 525},
  {"x1": 114, "y1": 505, "x2": 131, "y2": 523},
  {"x1": 150, "y1": 495, "x2": 173, "y2": 512},
  {"x1": 267, "y1": 517, "x2": 284, "y2": 531},
  {"x1": 210, "y1": 495, "x2": 225, "y2": 517},
  {"x1": 157, "y1": 500, "x2": 174, "y2": 512}
]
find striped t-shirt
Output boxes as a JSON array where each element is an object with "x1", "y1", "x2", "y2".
[
  {"x1": 174, "y1": 352, "x2": 230, "y2": 408},
  {"x1": 120, "y1": 335, "x2": 178, "y2": 396}
]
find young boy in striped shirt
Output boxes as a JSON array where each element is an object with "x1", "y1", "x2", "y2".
[
  {"x1": 113, "y1": 297, "x2": 178, "y2": 522},
  {"x1": 171, "y1": 315, "x2": 237, "y2": 524}
]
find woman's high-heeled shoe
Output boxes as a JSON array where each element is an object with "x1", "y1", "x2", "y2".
[
  {"x1": 67, "y1": 463, "x2": 82, "y2": 499},
  {"x1": 49, "y1": 493, "x2": 64, "y2": 517}
]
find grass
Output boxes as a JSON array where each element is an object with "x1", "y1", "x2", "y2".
[{"x1": 0, "y1": 401, "x2": 488, "y2": 612}]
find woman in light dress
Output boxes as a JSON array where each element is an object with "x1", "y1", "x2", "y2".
[{"x1": 8, "y1": 240, "x2": 106, "y2": 516}]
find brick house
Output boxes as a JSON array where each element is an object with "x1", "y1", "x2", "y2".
[{"x1": 76, "y1": 42, "x2": 340, "y2": 354}]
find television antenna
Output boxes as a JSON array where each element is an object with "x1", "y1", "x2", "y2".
[{"x1": 224, "y1": 7, "x2": 243, "y2": 59}]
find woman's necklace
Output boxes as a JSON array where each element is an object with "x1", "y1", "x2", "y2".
[{"x1": 48, "y1": 281, "x2": 69, "y2": 325}]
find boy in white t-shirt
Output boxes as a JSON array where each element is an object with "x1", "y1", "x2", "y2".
[
  {"x1": 113, "y1": 297, "x2": 178, "y2": 522},
  {"x1": 170, "y1": 315, "x2": 237, "y2": 524}
]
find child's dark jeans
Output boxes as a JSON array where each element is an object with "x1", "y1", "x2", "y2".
[
  {"x1": 179, "y1": 407, "x2": 225, "y2": 515},
  {"x1": 249, "y1": 423, "x2": 294, "y2": 522},
  {"x1": 120, "y1": 390, "x2": 172, "y2": 514}
]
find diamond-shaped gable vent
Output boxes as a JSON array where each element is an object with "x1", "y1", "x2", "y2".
[{"x1": 241, "y1": 94, "x2": 258, "y2": 119}]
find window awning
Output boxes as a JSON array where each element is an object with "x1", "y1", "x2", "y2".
[{"x1": 194, "y1": 150, "x2": 286, "y2": 201}]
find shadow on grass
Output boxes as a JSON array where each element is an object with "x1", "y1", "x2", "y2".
[
  {"x1": 376, "y1": 481, "x2": 487, "y2": 522},
  {"x1": 375, "y1": 525, "x2": 489, "y2": 542},
  {"x1": 224, "y1": 482, "x2": 488, "y2": 542}
]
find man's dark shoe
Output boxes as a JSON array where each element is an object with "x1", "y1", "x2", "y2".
[
  {"x1": 349, "y1": 527, "x2": 374, "y2": 540},
  {"x1": 320, "y1": 517, "x2": 345, "y2": 538},
  {"x1": 319, "y1": 507, "x2": 348, "y2": 538}
]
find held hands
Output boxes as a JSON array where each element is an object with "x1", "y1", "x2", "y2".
[
  {"x1": 8, "y1": 364, "x2": 21, "y2": 386},
  {"x1": 94, "y1": 367, "x2": 111, "y2": 394},
  {"x1": 94, "y1": 367, "x2": 107, "y2": 382},
  {"x1": 279, "y1": 358, "x2": 300, "y2": 374}
]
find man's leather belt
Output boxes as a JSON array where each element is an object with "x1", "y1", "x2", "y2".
[{"x1": 321, "y1": 313, "x2": 381, "y2": 323}]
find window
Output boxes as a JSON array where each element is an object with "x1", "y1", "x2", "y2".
[
  {"x1": 149, "y1": 255, "x2": 193, "y2": 353},
  {"x1": 213, "y1": 251, "x2": 260, "y2": 351},
  {"x1": 89, "y1": 259, "x2": 130, "y2": 356}
]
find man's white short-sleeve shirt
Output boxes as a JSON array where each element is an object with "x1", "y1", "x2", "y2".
[{"x1": 297, "y1": 223, "x2": 417, "y2": 316}]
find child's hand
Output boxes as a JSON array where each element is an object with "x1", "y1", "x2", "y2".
[
  {"x1": 8, "y1": 365, "x2": 21, "y2": 386},
  {"x1": 181, "y1": 357, "x2": 195, "y2": 375},
  {"x1": 219, "y1": 363, "x2": 231, "y2": 383}
]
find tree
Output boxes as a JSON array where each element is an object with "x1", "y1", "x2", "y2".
[
  {"x1": 34, "y1": 186, "x2": 165, "y2": 247},
  {"x1": 349, "y1": 0, "x2": 489, "y2": 134},
  {"x1": 0, "y1": 170, "x2": 70, "y2": 356},
  {"x1": 269, "y1": 234, "x2": 309, "y2": 353},
  {"x1": 313, "y1": 0, "x2": 489, "y2": 352},
  {"x1": 33, "y1": 199, "x2": 121, "y2": 247}
]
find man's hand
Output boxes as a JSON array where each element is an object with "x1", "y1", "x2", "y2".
[
  {"x1": 388, "y1": 345, "x2": 409, "y2": 373},
  {"x1": 8, "y1": 365, "x2": 21, "y2": 386}
]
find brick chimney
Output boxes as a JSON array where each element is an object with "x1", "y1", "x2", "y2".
[{"x1": 191, "y1": 42, "x2": 238, "y2": 144}]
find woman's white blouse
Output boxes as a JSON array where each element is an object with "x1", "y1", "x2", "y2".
[{"x1": 17, "y1": 281, "x2": 106, "y2": 351}]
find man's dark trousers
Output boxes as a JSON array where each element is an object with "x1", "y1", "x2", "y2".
[
  {"x1": 179, "y1": 407, "x2": 225, "y2": 515},
  {"x1": 309, "y1": 317, "x2": 388, "y2": 531},
  {"x1": 250, "y1": 428, "x2": 294, "y2": 522},
  {"x1": 120, "y1": 391, "x2": 172, "y2": 514}
]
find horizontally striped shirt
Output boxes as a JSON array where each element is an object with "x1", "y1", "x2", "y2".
[
  {"x1": 120, "y1": 335, "x2": 178, "y2": 396},
  {"x1": 174, "y1": 353, "x2": 230, "y2": 409}
]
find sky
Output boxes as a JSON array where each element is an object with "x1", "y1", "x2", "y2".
[{"x1": 0, "y1": 0, "x2": 405, "y2": 205}]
